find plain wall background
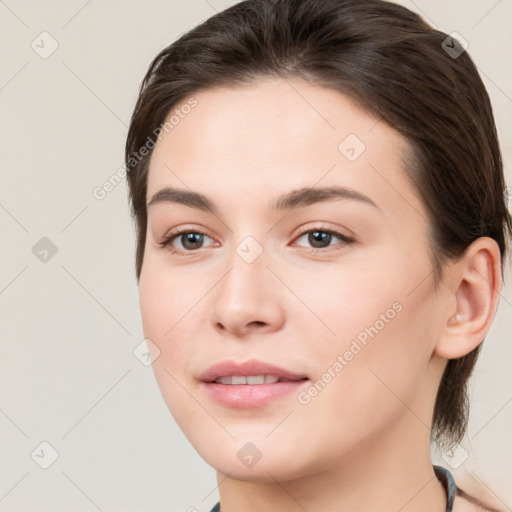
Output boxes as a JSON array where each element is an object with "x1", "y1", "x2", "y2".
[{"x1": 1, "y1": 1, "x2": 511, "y2": 511}]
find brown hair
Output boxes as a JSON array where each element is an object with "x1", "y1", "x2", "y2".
[{"x1": 125, "y1": 0, "x2": 511, "y2": 449}]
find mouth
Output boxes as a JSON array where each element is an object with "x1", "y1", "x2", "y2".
[
  {"x1": 199, "y1": 359, "x2": 309, "y2": 408},
  {"x1": 212, "y1": 375, "x2": 302, "y2": 385}
]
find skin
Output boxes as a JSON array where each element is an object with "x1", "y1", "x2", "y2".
[{"x1": 138, "y1": 77, "x2": 501, "y2": 512}]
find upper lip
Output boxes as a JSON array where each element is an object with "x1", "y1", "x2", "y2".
[{"x1": 199, "y1": 359, "x2": 308, "y2": 383}]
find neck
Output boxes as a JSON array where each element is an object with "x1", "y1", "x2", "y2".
[{"x1": 215, "y1": 420, "x2": 446, "y2": 512}]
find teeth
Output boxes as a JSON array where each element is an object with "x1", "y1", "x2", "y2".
[{"x1": 214, "y1": 375, "x2": 281, "y2": 385}]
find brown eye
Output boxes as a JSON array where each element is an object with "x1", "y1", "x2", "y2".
[
  {"x1": 178, "y1": 232, "x2": 205, "y2": 250},
  {"x1": 307, "y1": 230, "x2": 334, "y2": 249},
  {"x1": 294, "y1": 228, "x2": 355, "y2": 252},
  {"x1": 158, "y1": 229, "x2": 216, "y2": 253}
]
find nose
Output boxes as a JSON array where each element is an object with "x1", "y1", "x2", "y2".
[{"x1": 211, "y1": 244, "x2": 286, "y2": 338}]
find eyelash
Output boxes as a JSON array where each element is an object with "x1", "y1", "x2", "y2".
[{"x1": 157, "y1": 225, "x2": 356, "y2": 255}]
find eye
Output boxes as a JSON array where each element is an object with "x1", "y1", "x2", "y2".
[
  {"x1": 157, "y1": 229, "x2": 217, "y2": 253},
  {"x1": 293, "y1": 226, "x2": 356, "y2": 252},
  {"x1": 156, "y1": 225, "x2": 356, "y2": 255}
]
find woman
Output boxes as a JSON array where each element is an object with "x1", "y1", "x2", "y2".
[{"x1": 125, "y1": 0, "x2": 511, "y2": 510}]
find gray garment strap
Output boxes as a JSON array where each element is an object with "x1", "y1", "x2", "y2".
[{"x1": 434, "y1": 464, "x2": 458, "y2": 512}]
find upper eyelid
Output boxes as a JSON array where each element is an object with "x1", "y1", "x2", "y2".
[
  {"x1": 294, "y1": 225, "x2": 353, "y2": 238},
  {"x1": 164, "y1": 228, "x2": 216, "y2": 245},
  {"x1": 160, "y1": 224, "x2": 212, "y2": 240},
  {"x1": 163, "y1": 224, "x2": 349, "y2": 240}
]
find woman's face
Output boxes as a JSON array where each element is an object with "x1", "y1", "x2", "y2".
[{"x1": 139, "y1": 78, "x2": 449, "y2": 480}]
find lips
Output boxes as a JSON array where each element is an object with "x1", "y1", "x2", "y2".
[
  {"x1": 199, "y1": 359, "x2": 308, "y2": 383},
  {"x1": 199, "y1": 359, "x2": 309, "y2": 408}
]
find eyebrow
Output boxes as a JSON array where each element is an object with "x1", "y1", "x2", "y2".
[{"x1": 146, "y1": 185, "x2": 379, "y2": 212}]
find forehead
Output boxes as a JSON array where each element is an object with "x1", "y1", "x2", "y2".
[
  {"x1": 146, "y1": 78, "x2": 424, "y2": 222},
  {"x1": 149, "y1": 78, "x2": 384, "y2": 172}
]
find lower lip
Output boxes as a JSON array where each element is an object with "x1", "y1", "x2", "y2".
[{"x1": 202, "y1": 380, "x2": 309, "y2": 408}]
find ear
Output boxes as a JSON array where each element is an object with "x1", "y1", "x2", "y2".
[{"x1": 435, "y1": 237, "x2": 502, "y2": 359}]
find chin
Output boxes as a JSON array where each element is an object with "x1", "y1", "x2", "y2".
[
  {"x1": 192, "y1": 438, "x2": 319, "y2": 483},
  {"x1": 206, "y1": 457, "x2": 303, "y2": 483}
]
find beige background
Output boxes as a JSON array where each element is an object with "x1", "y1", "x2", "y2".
[{"x1": 1, "y1": 1, "x2": 511, "y2": 511}]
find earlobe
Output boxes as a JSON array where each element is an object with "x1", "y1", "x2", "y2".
[{"x1": 435, "y1": 237, "x2": 502, "y2": 360}]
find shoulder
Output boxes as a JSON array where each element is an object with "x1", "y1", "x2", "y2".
[{"x1": 453, "y1": 491, "x2": 501, "y2": 512}]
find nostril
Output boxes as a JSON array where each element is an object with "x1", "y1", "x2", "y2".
[{"x1": 250, "y1": 321, "x2": 266, "y2": 327}]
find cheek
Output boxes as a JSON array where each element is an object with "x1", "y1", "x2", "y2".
[
  {"x1": 301, "y1": 260, "x2": 435, "y2": 402},
  {"x1": 139, "y1": 269, "x2": 168, "y2": 342},
  {"x1": 139, "y1": 259, "x2": 204, "y2": 337},
  {"x1": 295, "y1": 299, "x2": 431, "y2": 454},
  {"x1": 289, "y1": 262, "x2": 400, "y2": 346},
  {"x1": 138, "y1": 267, "x2": 207, "y2": 427},
  {"x1": 138, "y1": 265, "x2": 192, "y2": 372}
]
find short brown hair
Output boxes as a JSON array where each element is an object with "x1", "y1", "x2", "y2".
[{"x1": 125, "y1": 0, "x2": 511, "y2": 448}]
